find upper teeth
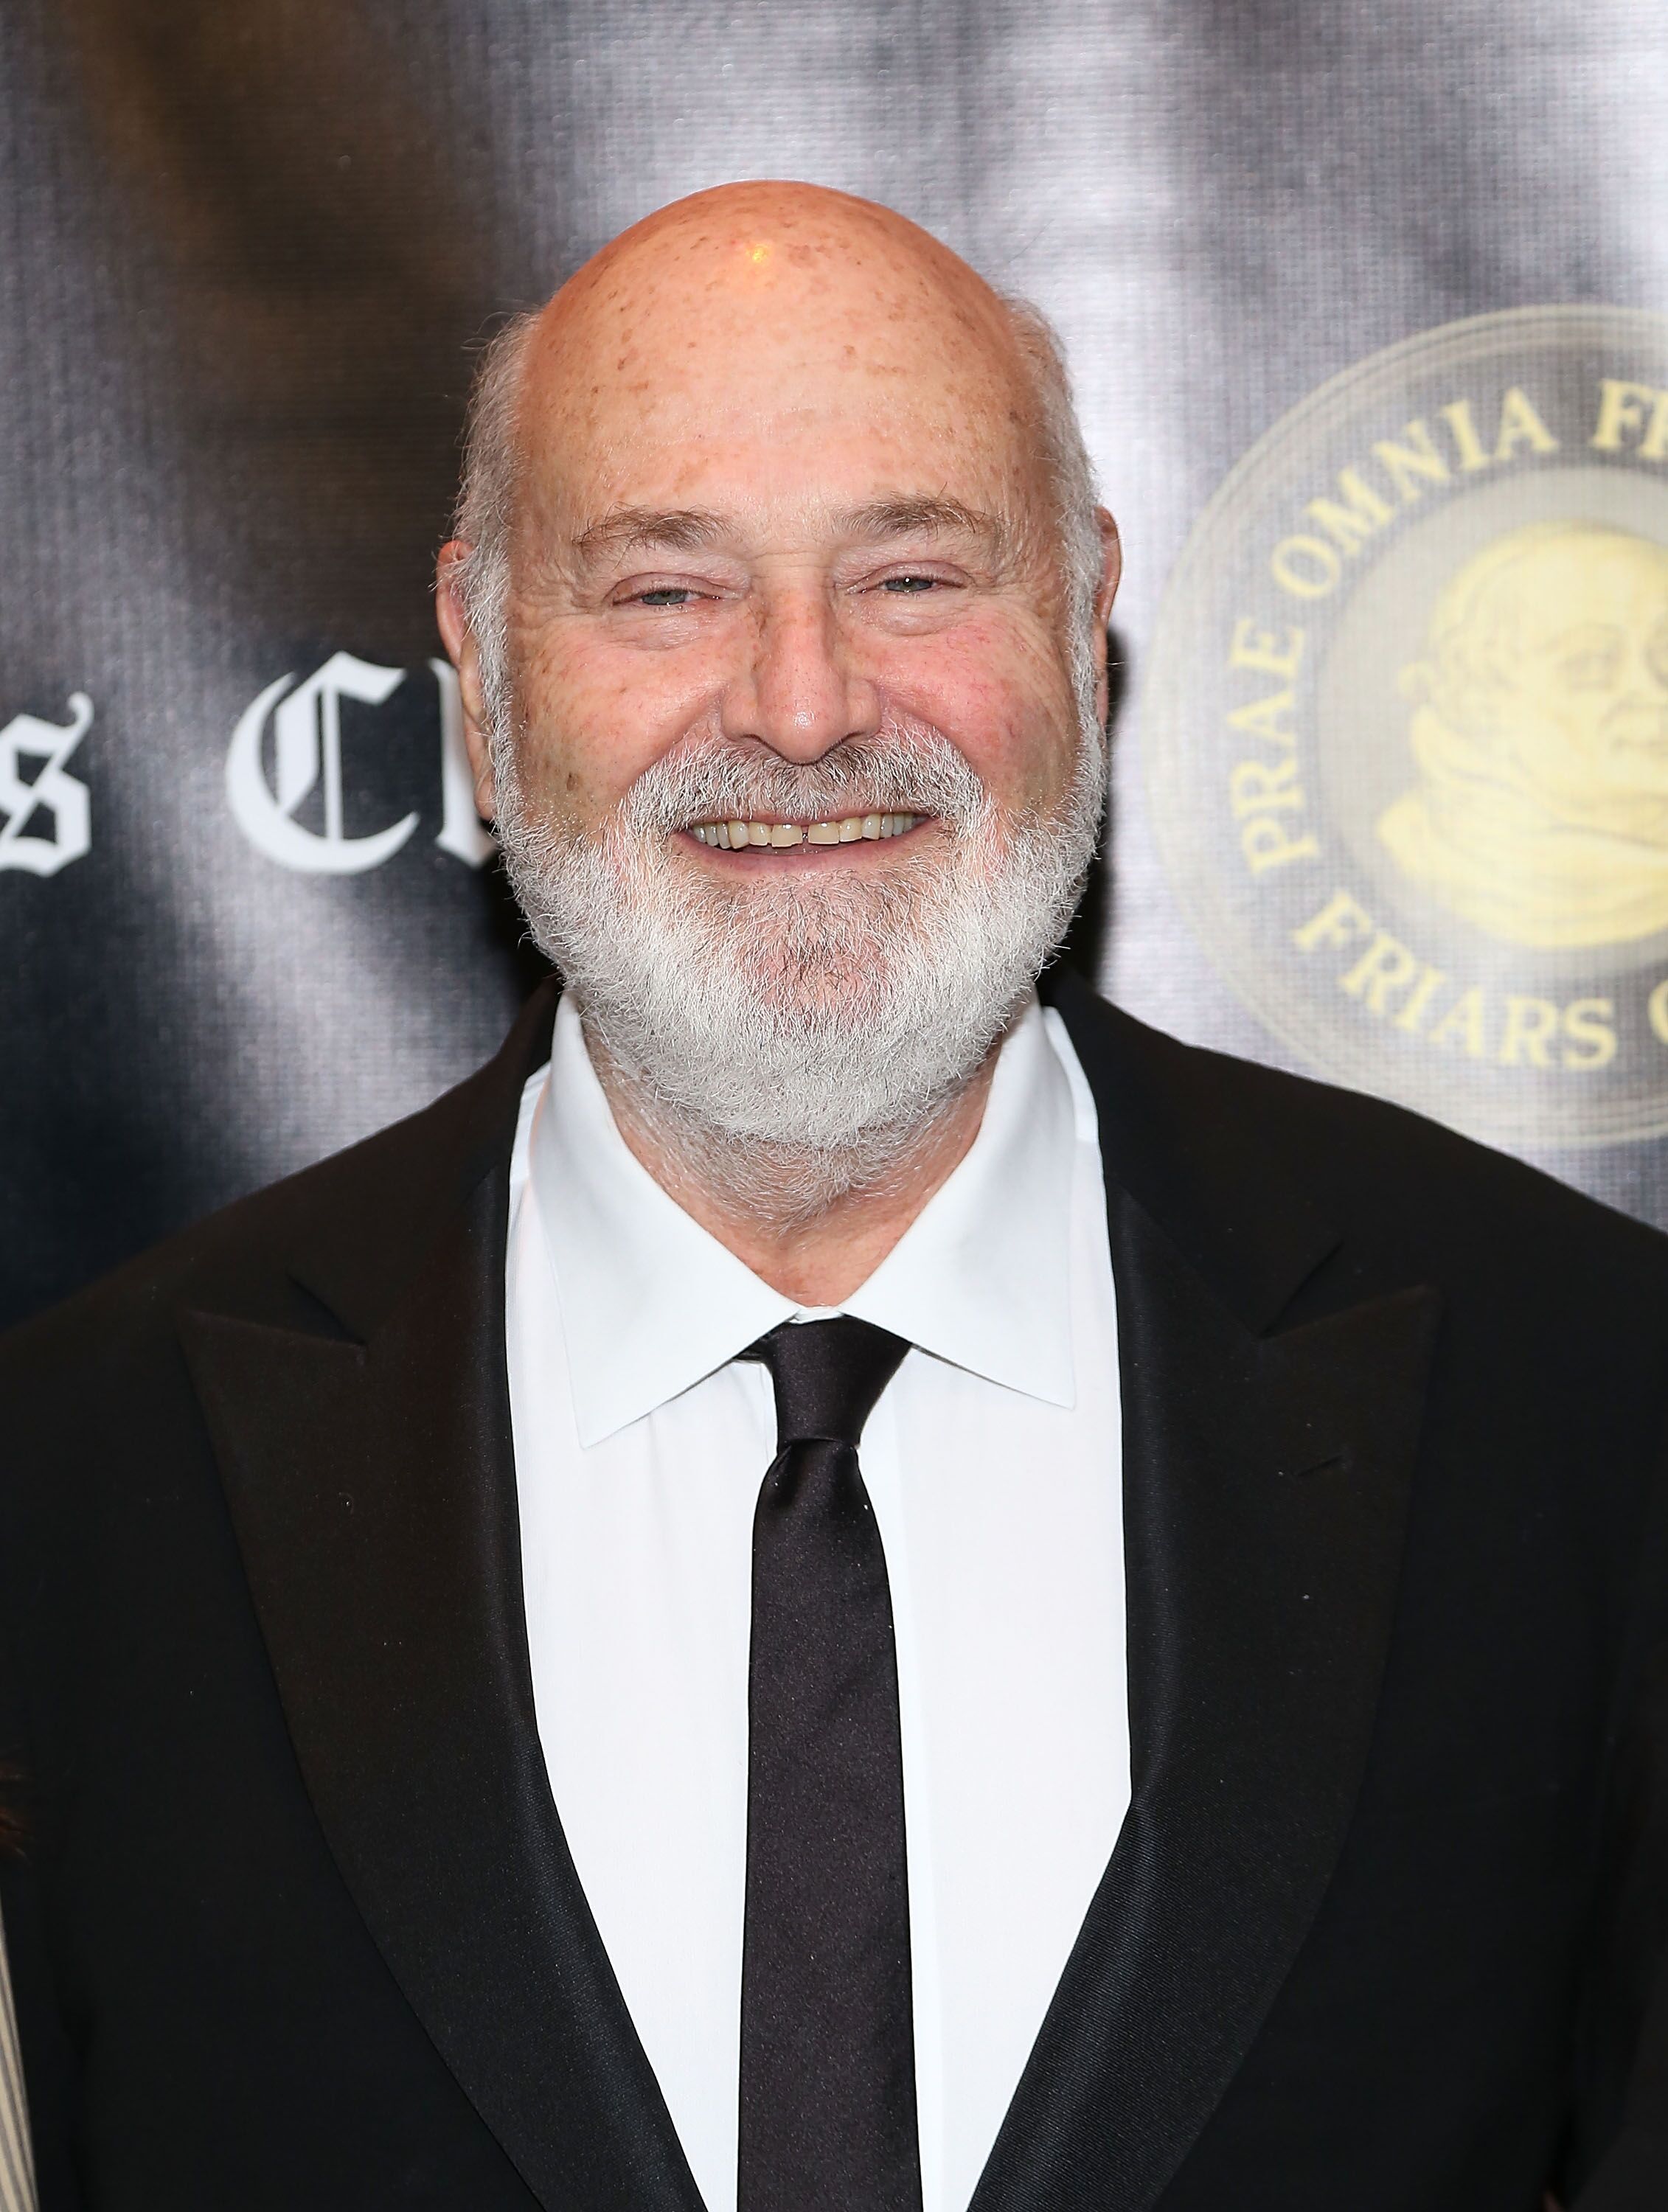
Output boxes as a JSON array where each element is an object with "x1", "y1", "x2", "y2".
[{"x1": 690, "y1": 814, "x2": 920, "y2": 849}]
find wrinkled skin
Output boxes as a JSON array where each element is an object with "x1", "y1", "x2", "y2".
[{"x1": 436, "y1": 181, "x2": 1120, "y2": 1299}]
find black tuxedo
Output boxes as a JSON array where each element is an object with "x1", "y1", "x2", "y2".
[{"x1": 5, "y1": 971, "x2": 1668, "y2": 2210}]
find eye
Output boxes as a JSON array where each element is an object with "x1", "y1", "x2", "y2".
[
  {"x1": 879, "y1": 574, "x2": 941, "y2": 594},
  {"x1": 633, "y1": 586, "x2": 699, "y2": 608},
  {"x1": 1557, "y1": 649, "x2": 1620, "y2": 689}
]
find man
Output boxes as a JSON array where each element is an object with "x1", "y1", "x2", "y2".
[
  {"x1": 1380, "y1": 518, "x2": 1668, "y2": 947},
  {"x1": 4, "y1": 181, "x2": 1668, "y2": 2212}
]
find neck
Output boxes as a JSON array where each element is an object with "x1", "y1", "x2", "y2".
[{"x1": 583, "y1": 1023, "x2": 1002, "y2": 1306}]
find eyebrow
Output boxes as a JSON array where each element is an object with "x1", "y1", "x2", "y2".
[
  {"x1": 569, "y1": 494, "x2": 1013, "y2": 566},
  {"x1": 835, "y1": 495, "x2": 1011, "y2": 554},
  {"x1": 570, "y1": 507, "x2": 729, "y2": 561}
]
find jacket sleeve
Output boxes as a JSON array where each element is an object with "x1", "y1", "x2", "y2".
[{"x1": 1571, "y1": 1453, "x2": 1668, "y2": 2208}]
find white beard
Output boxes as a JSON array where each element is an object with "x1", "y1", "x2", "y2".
[{"x1": 493, "y1": 713, "x2": 1105, "y2": 1193}]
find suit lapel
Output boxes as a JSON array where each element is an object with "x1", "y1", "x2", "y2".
[
  {"x1": 178, "y1": 986, "x2": 703, "y2": 2212},
  {"x1": 968, "y1": 980, "x2": 1441, "y2": 2211}
]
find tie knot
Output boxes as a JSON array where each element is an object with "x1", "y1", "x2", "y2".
[{"x1": 745, "y1": 1316, "x2": 910, "y2": 1451}]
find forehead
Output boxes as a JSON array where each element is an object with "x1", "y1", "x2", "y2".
[
  {"x1": 1498, "y1": 538, "x2": 1668, "y2": 622},
  {"x1": 515, "y1": 224, "x2": 1041, "y2": 525}
]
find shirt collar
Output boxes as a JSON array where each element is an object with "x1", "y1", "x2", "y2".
[
  {"x1": 529, "y1": 991, "x2": 1083, "y2": 1447},
  {"x1": 839, "y1": 998, "x2": 1078, "y2": 1408}
]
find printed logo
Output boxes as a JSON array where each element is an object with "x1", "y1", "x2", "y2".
[
  {"x1": 0, "y1": 692, "x2": 93, "y2": 877},
  {"x1": 227, "y1": 652, "x2": 493, "y2": 874},
  {"x1": 1144, "y1": 306, "x2": 1668, "y2": 1147}
]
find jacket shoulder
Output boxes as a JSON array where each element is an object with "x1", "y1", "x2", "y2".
[{"x1": 1051, "y1": 970, "x2": 1668, "y2": 1285}]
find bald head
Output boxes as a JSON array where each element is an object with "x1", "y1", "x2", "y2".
[
  {"x1": 552, "y1": 178, "x2": 1005, "y2": 324},
  {"x1": 450, "y1": 182, "x2": 1105, "y2": 726},
  {"x1": 529, "y1": 183, "x2": 1032, "y2": 465}
]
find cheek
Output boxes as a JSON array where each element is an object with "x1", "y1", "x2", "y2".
[
  {"x1": 883, "y1": 616, "x2": 1079, "y2": 806},
  {"x1": 1521, "y1": 708, "x2": 1594, "y2": 771},
  {"x1": 512, "y1": 623, "x2": 723, "y2": 815}
]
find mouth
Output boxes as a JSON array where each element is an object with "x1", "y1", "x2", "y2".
[{"x1": 686, "y1": 812, "x2": 926, "y2": 850}]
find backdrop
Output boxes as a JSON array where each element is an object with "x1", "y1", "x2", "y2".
[
  {"x1": 9, "y1": 1, "x2": 1668, "y2": 1332},
  {"x1": 7, "y1": 2, "x2": 1668, "y2": 2195}
]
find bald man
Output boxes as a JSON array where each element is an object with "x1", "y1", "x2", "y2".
[
  {"x1": 1380, "y1": 521, "x2": 1668, "y2": 947},
  {"x1": 5, "y1": 184, "x2": 1668, "y2": 2212}
]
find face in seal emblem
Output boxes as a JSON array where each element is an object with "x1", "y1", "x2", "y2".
[{"x1": 1143, "y1": 305, "x2": 1668, "y2": 1148}]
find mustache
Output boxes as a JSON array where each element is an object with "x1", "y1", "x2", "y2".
[{"x1": 614, "y1": 728, "x2": 990, "y2": 835}]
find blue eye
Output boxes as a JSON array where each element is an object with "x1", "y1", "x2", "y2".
[
  {"x1": 881, "y1": 575, "x2": 937, "y2": 594},
  {"x1": 637, "y1": 588, "x2": 695, "y2": 607}
]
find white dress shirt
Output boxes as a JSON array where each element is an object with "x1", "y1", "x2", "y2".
[{"x1": 504, "y1": 992, "x2": 1130, "y2": 2212}]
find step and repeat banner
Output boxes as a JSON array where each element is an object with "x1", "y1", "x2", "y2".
[{"x1": 7, "y1": 0, "x2": 1668, "y2": 1329}]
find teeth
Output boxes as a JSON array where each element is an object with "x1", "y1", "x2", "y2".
[{"x1": 690, "y1": 813, "x2": 920, "y2": 847}]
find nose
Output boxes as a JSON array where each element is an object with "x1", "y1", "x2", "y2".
[{"x1": 721, "y1": 589, "x2": 881, "y2": 762}]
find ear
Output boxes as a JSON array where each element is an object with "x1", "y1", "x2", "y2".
[
  {"x1": 1094, "y1": 507, "x2": 1122, "y2": 625},
  {"x1": 1092, "y1": 507, "x2": 1123, "y2": 728},
  {"x1": 435, "y1": 542, "x2": 496, "y2": 819}
]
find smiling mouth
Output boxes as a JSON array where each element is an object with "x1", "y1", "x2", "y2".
[{"x1": 687, "y1": 813, "x2": 925, "y2": 849}]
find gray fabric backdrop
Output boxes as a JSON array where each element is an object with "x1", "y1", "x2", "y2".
[
  {"x1": 5, "y1": 1, "x2": 1668, "y2": 2193},
  {"x1": 10, "y1": 0, "x2": 1668, "y2": 1335}
]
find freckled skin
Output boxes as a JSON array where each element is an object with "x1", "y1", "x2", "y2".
[{"x1": 436, "y1": 181, "x2": 1121, "y2": 852}]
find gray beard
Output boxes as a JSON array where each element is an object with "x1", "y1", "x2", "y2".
[{"x1": 492, "y1": 714, "x2": 1105, "y2": 1211}]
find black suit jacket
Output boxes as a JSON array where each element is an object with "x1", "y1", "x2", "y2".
[{"x1": 6, "y1": 971, "x2": 1668, "y2": 2210}]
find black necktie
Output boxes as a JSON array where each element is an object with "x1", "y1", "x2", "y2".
[{"x1": 737, "y1": 1316, "x2": 922, "y2": 2212}]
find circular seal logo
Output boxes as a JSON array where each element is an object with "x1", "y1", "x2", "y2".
[{"x1": 1144, "y1": 305, "x2": 1668, "y2": 1147}]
